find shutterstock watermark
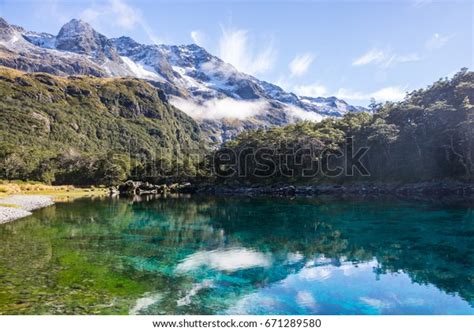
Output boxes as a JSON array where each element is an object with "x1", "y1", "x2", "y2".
[
  {"x1": 126, "y1": 137, "x2": 371, "y2": 180},
  {"x1": 211, "y1": 137, "x2": 370, "y2": 179}
]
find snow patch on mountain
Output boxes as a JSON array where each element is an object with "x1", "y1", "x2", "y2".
[
  {"x1": 23, "y1": 31, "x2": 56, "y2": 48},
  {"x1": 121, "y1": 56, "x2": 163, "y2": 80}
]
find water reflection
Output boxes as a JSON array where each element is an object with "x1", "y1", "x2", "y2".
[
  {"x1": 176, "y1": 248, "x2": 272, "y2": 273},
  {"x1": 0, "y1": 195, "x2": 472, "y2": 314},
  {"x1": 227, "y1": 258, "x2": 473, "y2": 314}
]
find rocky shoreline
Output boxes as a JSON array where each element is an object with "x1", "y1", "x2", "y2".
[
  {"x1": 111, "y1": 180, "x2": 192, "y2": 196},
  {"x1": 0, "y1": 195, "x2": 54, "y2": 224},
  {"x1": 111, "y1": 180, "x2": 474, "y2": 202},
  {"x1": 0, "y1": 181, "x2": 470, "y2": 225},
  {"x1": 193, "y1": 181, "x2": 474, "y2": 200}
]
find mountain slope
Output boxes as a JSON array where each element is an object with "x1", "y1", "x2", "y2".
[
  {"x1": 0, "y1": 66, "x2": 205, "y2": 184},
  {"x1": 0, "y1": 17, "x2": 366, "y2": 142}
]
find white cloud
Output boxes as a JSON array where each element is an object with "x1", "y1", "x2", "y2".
[
  {"x1": 80, "y1": 8, "x2": 100, "y2": 23},
  {"x1": 190, "y1": 30, "x2": 206, "y2": 46},
  {"x1": 370, "y1": 87, "x2": 407, "y2": 101},
  {"x1": 336, "y1": 86, "x2": 407, "y2": 102},
  {"x1": 34, "y1": 0, "x2": 70, "y2": 24},
  {"x1": 285, "y1": 105, "x2": 324, "y2": 122},
  {"x1": 79, "y1": 0, "x2": 161, "y2": 44},
  {"x1": 80, "y1": 0, "x2": 139, "y2": 29},
  {"x1": 172, "y1": 95, "x2": 324, "y2": 123},
  {"x1": 218, "y1": 26, "x2": 276, "y2": 76},
  {"x1": 283, "y1": 79, "x2": 405, "y2": 105},
  {"x1": 289, "y1": 53, "x2": 315, "y2": 77},
  {"x1": 292, "y1": 83, "x2": 328, "y2": 97},
  {"x1": 352, "y1": 48, "x2": 386, "y2": 66},
  {"x1": 170, "y1": 96, "x2": 268, "y2": 120},
  {"x1": 352, "y1": 48, "x2": 419, "y2": 68},
  {"x1": 425, "y1": 33, "x2": 452, "y2": 50},
  {"x1": 110, "y1": 0, "x2": 140, "y2": 29}
]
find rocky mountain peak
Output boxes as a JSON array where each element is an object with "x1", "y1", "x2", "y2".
[
  {"x1": 0, "y1": 17, "x2": 16, "y2": 40},
  {"x1": 0, "y1": 17, "x2": 10, "y2": 29},
  {"x1": 57, "y1": 19, "x2": 91, "y2": 36},
  {"x1": 56, "y1": 18, "x2": 121, "y2": 63}
]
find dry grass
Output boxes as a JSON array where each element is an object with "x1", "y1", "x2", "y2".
[
  {"x1": 0, "y1": 203, "x2": 20, "y2": 208},
  {"x1": 0, "y1": 180, "x2": 108, "y2": 199}
]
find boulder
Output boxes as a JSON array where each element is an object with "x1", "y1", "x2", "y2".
[{"x1": 118, "y1": 180, "x2": 141, "y2": 196}]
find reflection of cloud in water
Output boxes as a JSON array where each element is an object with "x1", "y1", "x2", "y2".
[
  {"x1": 285, "y1": 252, "x2": 304, "y2": 264},
  {"x1": 177, "y1": 279, "x2": 214, "y2": 306},
  {"x1": 296, "y1": 291, "x2": 317, "y2": 308},
  {"x1": 291, "y1": 258, "x2": 377, "y2": 282},
  {"x1": 341, "y1": 260, "x2": 377, "y2": 276},
  {"x1": 129, "y1": 292, "x2": 162, "y2": 315},
  {"x1": 175, "y1": 248, "x2": 272, "y2": 273},
  {"x1": 298, "y1": 267, "x2": 332, "y2": 281},
  {"x1": 359, "y1": 297, "x2": 391, "y2": 309},
  {"x1": 227, "y1": 257, "x2": 472, "y2": 314}
]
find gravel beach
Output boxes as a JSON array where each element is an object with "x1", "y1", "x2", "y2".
[{"x1": 0, "y1": 195, "x2": 54, "y2": 224}]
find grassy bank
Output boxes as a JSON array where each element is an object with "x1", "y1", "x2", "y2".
[{"x1": 0, "y1": 180, "x2": 108, "y2": 200}]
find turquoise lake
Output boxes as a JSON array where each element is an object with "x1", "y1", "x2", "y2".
[{"x1": 0, "y1": 195, "x2": 472, "y2": 314}]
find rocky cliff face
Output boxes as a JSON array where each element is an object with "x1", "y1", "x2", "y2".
[{"x1": 0, "y1": 17, "x2": 367, "y2": 142}]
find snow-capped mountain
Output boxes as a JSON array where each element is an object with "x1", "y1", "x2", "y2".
[{"x1": 0, "y1": 17, "x2": 366, "y2": 142}]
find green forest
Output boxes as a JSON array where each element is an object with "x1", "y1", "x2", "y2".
[{"x1": 0, "y1": 66, "x2": 472, "y2": 186}]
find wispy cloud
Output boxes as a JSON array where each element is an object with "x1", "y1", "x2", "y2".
[
  {"x1": 425, "y1": 33, "x2": 452, "y2": 50},
  {"x1": 289, "y1": 53, "x2": 315, "y2": 77},
  {"x1": 352, "y1": 48, "x2": 419, "y2": 68},
  {"x1": 190, "y1": 30, "x2": 206, "y2": 46},
  {"x1": 292, "y1": 82, "x2": 328, "y2": 97},
  {"x1": 218, "y1": 26, "x2": 276, "y2": 76},
  {"x1": 336, "y1": 86, "x2": 407, "y2": 102},
  {"x1": 170, "y1": 96, "x2": 268, "y2": 120},
  {"x1": 80, "y1": 0, "x2": 161, "y2": 44},
  {"x1": 290, "y1": 82, "x2": 406, "y2": 104},
  {"x1": 352, "y1": 48, "x2": 386, "y2": 66},
  {"x1": 286, "y1": 78, "x2": 406, "y2": 105},
  {"x1": 285, "y1": 105, "x2": 324, "y2": 122},
  {"x1": 34, "y1": 0, "x2": 70, "y2": 24}
]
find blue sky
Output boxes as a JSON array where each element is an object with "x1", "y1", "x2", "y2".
[{"x1": 0, "y1": 0, "x2": 472, "y2": 106}]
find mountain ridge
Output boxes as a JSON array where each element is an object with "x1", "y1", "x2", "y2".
[{"x1": 0, "y1": 17, "x2": 366, "y2": 142}]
